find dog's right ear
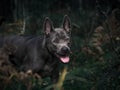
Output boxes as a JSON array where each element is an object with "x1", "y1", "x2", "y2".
[{"x1": 43, "y1": 17, "x2": 54, "y2": 35}]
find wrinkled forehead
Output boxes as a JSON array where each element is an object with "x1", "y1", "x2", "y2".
[
  {"x1": 50, "y1": 28, "x2": 70, "y2": 42},
  {"x1": 54, "y1": 28, "x2": 69, "y2": 37}
]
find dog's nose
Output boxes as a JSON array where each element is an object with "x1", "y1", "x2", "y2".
[{"x1": 61, "y1": 46, "x2": 70, "y2": 53}]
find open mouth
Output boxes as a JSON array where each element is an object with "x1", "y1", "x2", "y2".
[
  {"x1": 55, "y1": 53, "x2": 70, "y2": 63},
  {"x1": 60, "y1": 56, "x2": 70, "y2": 63}
]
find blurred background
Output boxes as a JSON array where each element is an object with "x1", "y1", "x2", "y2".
[{"x1": 0, "y1": 0, "x2": 120, "y2": 90}]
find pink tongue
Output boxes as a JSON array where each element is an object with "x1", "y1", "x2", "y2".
[{"x1": 60, "y1": 56, "x2": 70, "y2": 63}]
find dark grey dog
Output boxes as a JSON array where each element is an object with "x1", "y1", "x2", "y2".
[{"x1": 1, "y1": 15, "x2": 71, "y2": 83}]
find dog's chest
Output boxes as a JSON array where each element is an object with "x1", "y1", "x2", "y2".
[
  {"x1": 41, "y1": 61, "x2": 59, "y2": 77},
  {"x1": 44, "y1": 64, "x2": 53, "y2": 72}
]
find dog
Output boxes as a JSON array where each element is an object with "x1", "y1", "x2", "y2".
[{"x1": 0, "y1": 15, "x2": 71, "y2": 84}]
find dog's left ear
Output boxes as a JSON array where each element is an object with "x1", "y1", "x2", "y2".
[
  {"x1": 62, "y1": 15, "x2": 71, "y2": 33},
  {"x1": 43, "y1": 17, "x2": 54, "y2": 35}
]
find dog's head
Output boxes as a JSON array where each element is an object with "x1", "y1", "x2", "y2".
[{"x1": 43, "y1": 15, "x2": 71, "y2": 63}]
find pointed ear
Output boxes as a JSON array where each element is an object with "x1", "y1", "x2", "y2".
[
  {"x1": 43, "y1": 17, "x2": 54, "y2": 35},
  {"x1": 62, "y1": 15, "x2": 71, "y2": 32}
]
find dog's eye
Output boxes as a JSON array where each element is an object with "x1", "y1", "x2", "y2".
[
  {"x1": 65, "y1": 38, "x2": 70, "y2": 42},
  {"x1": 52, "y1": 38, "x2": 59, "y2": 43},
  {"x1": 68, "y1": 42, "x2": 71, "y2": 45}
]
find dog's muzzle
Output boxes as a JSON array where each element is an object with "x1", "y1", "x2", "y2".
[
  {"x1": 56, "y1": 46, "x2": 71, "y2": 63},
  {"x1": 61, "y1": 46, "x2": 70, "y2": 54}
]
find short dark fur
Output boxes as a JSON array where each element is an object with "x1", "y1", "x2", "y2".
[{"x1": 0, "y1": 15, "x2": 71, "y2": 84}]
